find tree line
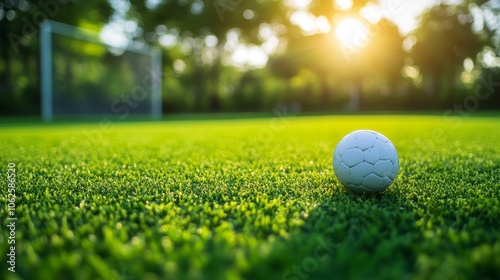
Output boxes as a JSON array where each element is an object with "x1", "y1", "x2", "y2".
[{"x1": 0, "y1": 0, "x2": 499, "y2": 115}]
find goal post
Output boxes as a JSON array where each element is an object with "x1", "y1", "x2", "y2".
[{"x1": 40, "y1": 20, "x2": 162, "y2": 121}]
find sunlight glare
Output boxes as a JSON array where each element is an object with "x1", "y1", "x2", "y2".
[
  {"x1": 336, "y1": 0, "x2": 353, "y2": 11},
  {"x1": 231, "y1": 45, "x2": 268, "y2": 69},
  {"x1": 287, "y1": 0, "x2": 312, "y2": 10},
  {"x1": 335, "y1": 19, "x2": 370, "y2": 50},
  {"x1": 100, "y1": 23, "x2": 129, "y2": 49}
]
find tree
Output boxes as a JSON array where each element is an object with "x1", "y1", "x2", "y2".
[
  {"x1": 271, "y1": 0, "x2": 406, "y2": 110},
  {"x1": 411, "y1": 4, "x2": 486, "y2": 101},
  {"x1": 0, "y1": 0, "x2": 113, "y2": 114},
  {"x1": 308, "y1": 0, "x2": 371, "y2": 17},
  {"x1": 128, "y1": 0, "x2": 288, "y2": 110}
]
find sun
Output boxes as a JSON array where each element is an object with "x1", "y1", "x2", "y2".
[{"x1": 334, "y1": 18, "x2": 370, "y2": 50}]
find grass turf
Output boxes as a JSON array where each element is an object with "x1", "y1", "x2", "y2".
[{"x1": 1, "y1": 114, "x2": 499, "y2": 280}]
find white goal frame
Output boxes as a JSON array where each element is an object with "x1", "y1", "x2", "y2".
[{"x1": 40, "y1": 20, "x2": 162, "y2": 121}]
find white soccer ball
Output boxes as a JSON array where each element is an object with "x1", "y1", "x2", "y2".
[{"x1": 333, "y1": 130, "x2": 399, "y2": 193}]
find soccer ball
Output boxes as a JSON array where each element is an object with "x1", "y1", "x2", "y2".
[{"x1": 333, "y1": 130, "x2": 399, "y2": 193}]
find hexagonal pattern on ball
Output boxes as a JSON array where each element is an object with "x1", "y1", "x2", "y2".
[
  {"x1": 363, "y1": 148, "x2": 379, "y2": 165},
  {"x1": 335, "y1": 162, "x2": 351, "y2": 185},
  {"x1": 350, "y1": 162, "x2": 373, "y2": 181},
  {"x1": 373, "y1": 160, "x2": 393, "y2": 177},
  {"x1": 341, "y1": 148, "x2": 364, "y2": 167},
  {"x1": 354, "y1": 131, "x2": 377, "y2": 150},
  {"x1": 332, "y1": 130, "x2": 399, "y2": 193}
]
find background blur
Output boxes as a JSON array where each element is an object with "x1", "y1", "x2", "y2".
[{"x1": 1, "y1": 0, "x2": 499, "y2": 116}]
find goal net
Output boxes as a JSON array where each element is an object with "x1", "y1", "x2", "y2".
[{"x1": 40, "y1": 20, "x2": 162, "y2": 121}]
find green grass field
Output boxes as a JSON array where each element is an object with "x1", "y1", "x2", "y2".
[{"x1": 1, "y1": 114, "x2": 500, "y2": 280}]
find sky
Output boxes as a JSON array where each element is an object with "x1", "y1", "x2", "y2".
[
  {"x1": 378, "y1": 0, "x2": 463, "y2": 34},
  {"x1": 367, "y1": 0, "x2": 437, "y2": 34}
]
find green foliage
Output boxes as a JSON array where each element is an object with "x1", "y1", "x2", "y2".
[
  {"x1": 411, "y1": 4, "x2": 486, "y2": 98},
  {"x1": 1, "y1": 115, "x2": 500, "y2": 279},
  {"x1": 129, "y1": 0, "x2": 286, "y2": 43},
  {"x1": 309, "y1": 0, "x2": 371, "y2": 17},
  {"x1": 0, "y1": 0, "x2": 113, "y2": 115},
  {"x1": 474, "y1": 67, "x2": 500, "y2": 109},
  {"x1": 1, "y1": 1, "x2": 500, "y2": 114}
]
